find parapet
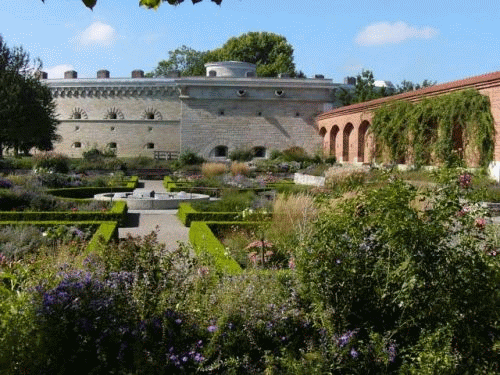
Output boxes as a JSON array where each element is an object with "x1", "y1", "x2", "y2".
[{"x1": 204, "y1": 61, "x2": 257, "y2": 78}]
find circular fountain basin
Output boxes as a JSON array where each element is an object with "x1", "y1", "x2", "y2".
[{"x1": 94, "y1": 189, "x2": 210, "y2": 210}]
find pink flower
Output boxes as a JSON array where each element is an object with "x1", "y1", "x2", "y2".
[
  {"x1": 288, "y1": 257, "x2": 296, "y2": 270},
  {"x1": 475, "y1": 217, "x2": 486, "y2": 230}
]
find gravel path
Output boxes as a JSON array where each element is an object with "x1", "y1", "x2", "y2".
[{"x1": 118, "y1": 180, "x2": 190, "y2": 251}]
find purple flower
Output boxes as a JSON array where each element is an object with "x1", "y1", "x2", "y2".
[
  {"x1": 207, "y1": 325, "x2": 218, "y2": 333},
  {"x1": 193, "y1": 353, "x2": 205, "y2": 363},
  {"x1": 387, "y1": 344, "x2": 397, "y2": 362},
  {"x1": 350, "y1": 348, "x2": 359, "y2": 359},
  {"x1": 175, "y1": 318, "x2": 182, "y2": 325},
  {"x1": 338, "y1": 330, "x2": 355, "y2": 347}
]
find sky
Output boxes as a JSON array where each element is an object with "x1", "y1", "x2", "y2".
[{"x1": 1, "y1": 0, "x2": 499, "y2": 86}]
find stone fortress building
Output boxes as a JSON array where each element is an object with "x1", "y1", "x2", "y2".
[{"x1": 43, "y1": 61, "x2": 346, "y2": 159}]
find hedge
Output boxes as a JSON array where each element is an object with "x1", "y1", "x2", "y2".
[
  {"x1": 86, "y1": 221, "x2": 119, "y2": 254},
  {"x1": 0, "y1": 201, "x2": 128, "y2": 225},
  {"x1": 177, "y1": 202, "x2": 241, "y2": 227},
  {"x1": 189, "y1": 221, "x2": 243, "y2": 275},
  {"x1": 46, "y1": 176, "x2": 139, "y2": 198}
]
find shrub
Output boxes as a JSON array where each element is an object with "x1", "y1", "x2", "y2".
[
  {"x1": 229, "y1": 147, "x2": 253, "y2": 162},
  {"x1": 230, "y1": 162, "x2": 249, "y2": 176},
  {"x1": 33, "y1": 152, "x2": 70, "y2": 173},
  {"x1": 282, "y1": 146, "x2": 309, "y2": 162},
  {"x1": 179, "y1": 150, "x2": 204, "y2": 166},
  {"x1": 296, "y1": 178, "x2": 500, "y2": 372},
  {"x1": 201, "y1": 163, "x2": 227, "y2": 178}
]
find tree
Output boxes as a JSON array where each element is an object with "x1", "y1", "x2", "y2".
[
  {"x1": 151, "y1": 32, "x2": 299, "y2": 78},
  {"x1": 206, "y1": 32, "x2": 297, "y2": 77},
  {"x1": 336, "y1": 70, "x2": 390, "y2": 106},
  {"x1": 0, "y1": 36, "x2": 59, "y2": 157},
  {"x1": 41, "y1": 0, "x2": 222, "y2": 11},
  {"x1": 396, "y1": 79, "x2": 437, "y2": 94},
  {"x1": 149, "y1": 45, "x2": 206, "y2": 77}
]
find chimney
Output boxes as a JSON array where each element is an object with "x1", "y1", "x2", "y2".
[
  {"x1": 131, "y1": 69, "x2": 144, "y2": 78},
  {"x1": 97, "y1": 69, "x2": 110, "y2": 79},
  {"x1": 344, "y1": 76, "x2": 356, "y2": 85},
  {"x1": 64, "y1": 70, "x2": 77, "y2": 79},
  {"x1": 35, "y1": 71, "x2": 48, "y2": 80},
  {"x1": 314, "y1": 74, "x2": 325, "y2": 79}
]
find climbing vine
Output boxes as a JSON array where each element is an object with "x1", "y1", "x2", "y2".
[{"x1": 371, "y1": 89, "x2": 495, "y2": 167}]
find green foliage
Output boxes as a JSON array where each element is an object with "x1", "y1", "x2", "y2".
[
  {"x1": 296, "y1": 177, "x2": 500, "y2": 372},
  {"x1": 178, "y1": 149, "x2": 205, "y2": 165},
  {"x1": 229, "y1": 146, "x2": 254, "y2": 162},
  {"x1": 372, "y1": 89, "x2": 495, "y2": 167},
  {"x1": 177, "y1": 202, "x2": 241, "y2": 227},
  {"x1": 47, "y1": 0, "x2": 223, "y2": 11},
  {"x1": 396, "y1": 79, "x2": 436, "y2": 94},
  {"x1": 150, "y1": 45, "x2": 206, "y2": 77},
  {"x1": 0, "y1": 37, "x2": 59, "y2": 157},
  {"x1": 152, "y1": 31, "x2": 298, "y2": 79},
  {"x1": 33, "y1": 153, "x2": 69, "y2": 173},
  {"x1": 281, "y1": 146, "x2": 310, "y2": 162},
  {"x1": 206, "y1": 31, "x2": 296, "y2": 77}
]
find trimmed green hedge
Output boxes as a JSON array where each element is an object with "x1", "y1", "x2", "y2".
[
  {"x1": 189, "y1": 221, "x2": 243, "y2": 275},
  {"x1": 177, "y1": 202, "x2": 241, "y2": 227},
  {"x1": 86, "y1": 221, "x2": 119, "y2": 254},
  {"x1": 0, "y1": 201, "x2": 128, "y2": 225},
  {"x1": 47, "y1": 176, "x2": 139, "y2": 198}
]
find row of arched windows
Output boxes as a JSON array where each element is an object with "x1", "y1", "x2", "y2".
[
  {"x1": 72, "y1": 142, "x2": 155, "y2": 149},
  {"x1": 70, "y1": 107, "x2": 162, "y2": 120},
  {"x1": 211, "y1": 146, "x2": 266, "y2": 158}
]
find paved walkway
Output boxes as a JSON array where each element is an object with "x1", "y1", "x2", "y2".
[{"x1": 118, "y1": 180, "x2": 190, "y2": 251}]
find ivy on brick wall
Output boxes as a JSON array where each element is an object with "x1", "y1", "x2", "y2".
[{"x1": 371, "y1": 89, "x2": 495, "y2": 168}]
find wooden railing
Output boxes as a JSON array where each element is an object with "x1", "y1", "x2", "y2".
[{"x1": 154, "y1": 151, "x2": 179, "y2": 160}]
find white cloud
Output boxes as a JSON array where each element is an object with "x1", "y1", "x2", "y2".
[
  {"x1": 77, "y1": 21, "x2": 117, "y2": 47},
  {"x1": 355, "y1": 21, "x2": 438, "y2": 46},
  {"x1": 45, "y1": 64, "x2": 75, "y2": 79}
]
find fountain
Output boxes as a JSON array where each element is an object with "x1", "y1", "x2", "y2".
[{"x1": 94, "y1": 189, "x2": 210, "y2": 210}]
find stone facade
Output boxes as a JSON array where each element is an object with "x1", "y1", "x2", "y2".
[{"x1": 44, "y1": 62, "x2": 344, "y2": 159}]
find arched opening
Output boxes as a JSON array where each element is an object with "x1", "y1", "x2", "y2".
[
  {"x1": 208, "y1": 70, "x2": 217, "y2": 77},
  {"x1": 330, "y1": 125, "x2": 339, "y2": 158},
  {"x1": 452, "y1": 123, "x2": 464, "y2": 162},
  {"x1": 214, "y1": 145, "x2": 228, "y2": 157},
  {"x1": 73, "y1": 142, "x2": 82, "y2": 148},
  {"x1": 108, "y1": 142, "x2": 117, "y2": 149},
  {"x1": 147, "y1": 113, "x2": 155, "y2": 120},
  {"x1": 146, "y1": 143, "x2": 155, "y2": 149},
  {"x1": 319, "y1": 127, "x2": 327, "y2": 155},
  {"x1": 342, "y1": 123, "x2": 354, "y2": 162},
  {"x1": 253, "y1": 146, "x2": 266, "y2": 158},
  {"x1": 109, "y1": 113, "x2": 117, "y2": 120},
  {"x1": 358, "y1": 121, "x2": 370, "y2": 163},
  {"x1": 73, "y1": 112, "x2": 81, "y2": 119}
]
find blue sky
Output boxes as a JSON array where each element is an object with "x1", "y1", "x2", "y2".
[{"x1": 1, "y1": 0, "x2": 499, "y2": 86}]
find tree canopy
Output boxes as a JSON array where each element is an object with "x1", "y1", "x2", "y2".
[
  {"x1": 41, "y1": 0, "x2": 222, "y2": 11},
  {"x1": 0, "y1": 36, "x2": 59, "y2": 157},
  {"x1": 149, "y1": 46, "x2": 206, "y2": 77},
  {"x1": 151, "y1": 32, "x2": 299, "y2": 78}
]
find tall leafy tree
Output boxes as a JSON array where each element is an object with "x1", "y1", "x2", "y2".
[
  {"x1": 396, "y1": 79, "x2": 437, "y2": 94},
  {"x1": 0, "y1": 36, "x2": 59, "y2": 157},
  {"x1": 206, "y1": 32, "x2": 297, "y2": 77},
  {"x1": 149, "y1": 45, "x2": 206, "y2": 77},
  {"x1": 151, "y1": 32, "x2": 299, "y2": 78}
]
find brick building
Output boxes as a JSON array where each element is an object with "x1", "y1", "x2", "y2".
[{"x1": 316, "y1": 71, "x2": 500, "y2": 180}]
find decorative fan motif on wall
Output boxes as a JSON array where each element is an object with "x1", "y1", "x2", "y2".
[
  {"x1": 104, "y1": 107, "x2": 124, "y2": 120},
  {"x1": 141, "y1": 107, "x2": 162, "y2": 121},
  {"x1": 70, "y1": 107, "x2": 88, "y2": 119}
]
